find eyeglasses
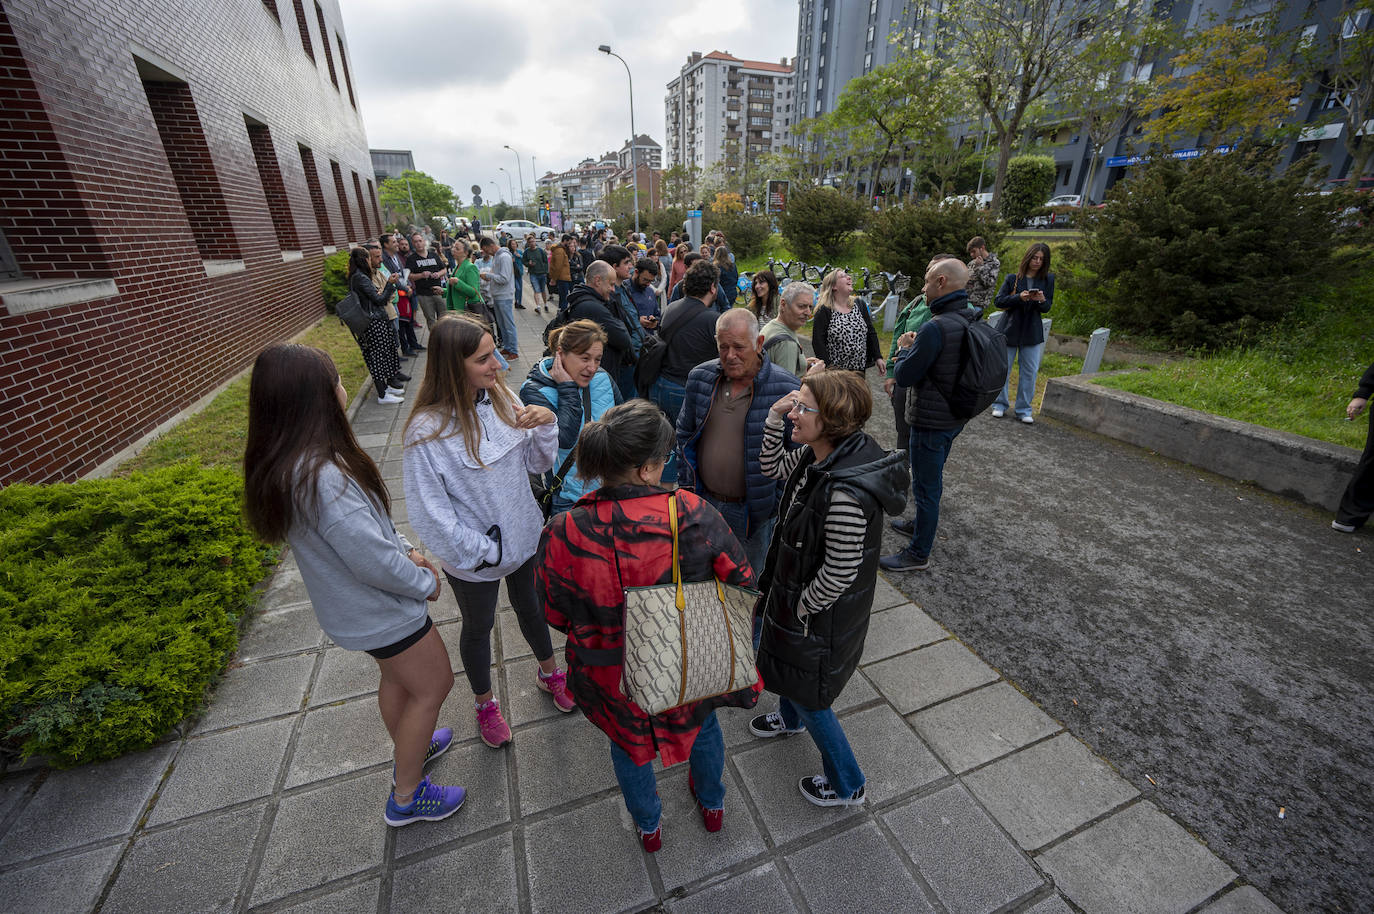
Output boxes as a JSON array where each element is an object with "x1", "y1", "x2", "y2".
[{"x1": 790, "y1": 402, "x2": 820, "y2": 416}]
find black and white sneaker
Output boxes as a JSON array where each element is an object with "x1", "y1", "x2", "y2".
[
  {"x1": 749, "y1": 711, "x2": 806, "y2": 739},
  {"x1": 799, "y1": 775, "x2": 865, "y2": 808}
]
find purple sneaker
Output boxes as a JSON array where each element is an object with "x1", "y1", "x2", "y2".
[{"x1": 384, "y1": 775, "x2": 466, "y2": 826}]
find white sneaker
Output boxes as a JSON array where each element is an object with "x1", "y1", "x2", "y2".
[
  {"x1": 991, "y1": 408, "x2": 1005, "y2": 418},
  {"x1": 1332, "y1": 520, "x2": 1357, "y2": 533},
  {"x1": 377, "y1": 392, "x2": 404, "y2": 404},
  {"x1": 387, "y1": 385, "x2": 405, "y2": 394},
  {"x1": 1020, "y1": 415, "x2": 1034, "y2": 424}
]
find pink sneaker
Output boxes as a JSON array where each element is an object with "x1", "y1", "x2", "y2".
[
  {"x1": 476, "y1": 699, "x2": 511, "y2": 748},
  {"x1": 537, "y1": 668, "x2": 576, "y2": 713}
]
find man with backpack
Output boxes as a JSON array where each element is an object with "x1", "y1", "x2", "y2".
[{"x1": 881, "y1": 258, "x2": 1006, "y2": 573}]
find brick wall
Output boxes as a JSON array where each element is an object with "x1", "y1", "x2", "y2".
[{"x1": 0, "y1": 0, "x2": 381, "y2": 483}]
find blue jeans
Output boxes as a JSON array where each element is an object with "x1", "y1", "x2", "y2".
[
  {"x1": 608, "y1": 712, "x2": 725, "y2": 833},
  {"x1": 701, "y1": 492, "x2": 774, "y2": 579},
  {"x1": 778, "y1": 698, "x2": 865, "y2": 798},
  {"x1": 556, "y1": 279, "x2": 572, "y2": 310},
  {"x1": 652, "y1": 376, "x2": 687, "y2": 483},
  {"x1": 513, "y1": 274, "x2": 523, "y2": 308},
  {"x1": 993, "y1": 342, "x2": 1044, "y2": 418},
  {"x1": 492, "y1": 296, "x2": 518, "y2": 356},
  {"x1": 907, "y1": 427, "x2": 961, "y2": 560},
  {"x1": 530, "y1": 273, "x2": 548, "y2": 294}
]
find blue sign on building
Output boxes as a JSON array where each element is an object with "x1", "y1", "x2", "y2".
[
  {"x1": 688, "y1": 209, "x2": 702, "y2": 217},
  {"x1": 1106, "y1": 145, "x2": 1234, "y2": 169}
]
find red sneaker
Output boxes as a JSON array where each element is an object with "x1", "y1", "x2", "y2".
[
  {"x1": 640, "y1": 826, "x2": 662, "y2": 852},
  {"x1": 688, "y1": 773, "x2": 723, "y2": 832}
]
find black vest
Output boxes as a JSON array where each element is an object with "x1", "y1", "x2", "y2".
[
  {"x1": 905, "y1": 302, "x2": 975, "y2": 431},
  {"x1": 756, "y1": 433, "x2": 910, "y2": 709}
]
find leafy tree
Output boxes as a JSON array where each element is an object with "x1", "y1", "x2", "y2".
[
  {"x1": 378, "y1": 170, "x2": 456, "y2": 223},
  {"x1": 1141, "y1": 18, "x2": 1299, "y2": 150},
  {"x1": 707, "y1": 211, "x2": 772, "y2": 259},
  {"x1": 603, "y1": 184, "x2": 638, "y2": 221},
  {"x1": 661, "y1": 164, "x2": 699, "y2": 208},
  {"x1": 1073, "y1": 144, "x2": 1343, "y2": 346},
  {"x1": 868, "y1": 200, "x2": 1008, "y2": 280},
  {"x1": 1301, "y1": 0, "x2": 1374, "y2": 179},
  {"x1": 938, "y1": 0, "x2": 1144, "y2": 212},
  {"x1": 710, "y1": 192, "x2": 744, "y2": 215},
  {"x1": 777, "y1": 185, "x2": 867, "y2": 261},
  {"x1": 1000, "y1": 155, "x2": 1056, "y2": 223}
]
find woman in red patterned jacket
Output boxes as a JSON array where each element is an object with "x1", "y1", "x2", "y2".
[{"x1": 536, "y1": 399, "x2": 761, "y2": 853}]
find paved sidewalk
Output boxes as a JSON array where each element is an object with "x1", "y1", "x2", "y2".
[{"x1": 0, "y1": 301, "x2": 1283, "y2": 913}]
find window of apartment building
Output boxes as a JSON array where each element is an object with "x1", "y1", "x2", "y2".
[
  {"x1": 139, "y1": 66, "x2": 240, "y2": 262},
  {"x1": 245, "y1": 117, "x2": 300, "y2": 251},
  {"x1": 315, "y1": 3, "x2": 338, "y2": 89},
  {"x1": 864, "y1": 52, "x2": 873, "y2": 71},
  {"x1": 867, "y1": 25, "x2": 875, "y2": 43},
  {"x1": 291, "y1": 0, "x2": 315, "y2": 62},
  {"x1": 297, "y1": 144, "x2": 335, "y2": 245},
  {"x1": 337, "y1": 37, "x2": 357, "y2": 108}
]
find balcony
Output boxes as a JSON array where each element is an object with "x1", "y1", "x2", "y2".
[
  {"x1": 726, "y1": 86, "x2": 742, "y2": 97},
  {"x1": 726, "y1": 100, "x2": 741, "y2": 111}
]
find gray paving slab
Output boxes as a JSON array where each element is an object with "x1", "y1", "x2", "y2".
[
  {"x1": 0, "y1": 770, "x2": 37, "y2": 825},
  {"x1": 669, "y1": 862, "x2": 798, "y2": 914},
  {"x1": 787, "y1": 820, "x2": 935, "y2": 913},
  {"x1": 524, "y1": 794, "x2": 654, "y2": 914},
  {"x1": 392, "y1": 738, "x2": 512, "y2": 858},
  {"x1": 1022, "y1": 895, "x2": 1076, "y2": 914},
  {"x1": 351, "y1": 418, "x2": 394, "y2": 436},
  {"x1": 496, "y1": 609, "x2": 566, "y2": 662},
  {"x1": 731, "y1": 731, "x2": 865, "y2": 845},
  {"x1": 274, "y1": 878, "x2": 380, "y2": 913},
  {"x1": 309, "y1": 646, "x2": 378, "y2": 706},
  {"x1": 237, "y1": 606, "x2": 324, "y2": 662},
  {"x1": 148, "y1": 717, "x2": 293, "y2": 826},
  {"x1": 514, "y1": 714, "x2": 619, "y2": 815},
  {"x1": 390, "y1": 497, "x2": 408, "y2": 523},
  {"x1": 882, "y1": 784, "x2": 1042, "y2": 914},
  {"x1": 1038, "y1": 802, "x2": 1237, "y2": 914},
  {"x1": 833, "y1": 668, "x2": 881, "y2": 712},
  {"x1": 0, "y1": 743, "x2": 174, "y2": 862},
  {"x1": 0, "y1": 841, "x2": 121, "y2": 914},
  {"x1": 251, "y1": 771, "x2": 391, "y2": 905},
  {"x1": 909, "y1": 682, "x2": 1061, "y2": 773},
  {"x1": 864, "y1": 639, "x2": 1001, "y2": 713},
  {"x1": 285, "y1": 698, "x2": 392, "y2": 788},
  {"x1": 103, "y1": 803, "x2": 266, "y2": 913},
  {"x1": 380, "y1": 460, "x2": 404, "y2": 483},
  {"x1": 872, "y1": 572, "x2": 910, "y2": 611},
  {"x1": 260, "y1": 568, "x2": 310, "y2": 612},
  {"x1": 503, "y1": 656, "x2": 575, "y2": 728},
  {"x1": 838, "y1": 704, "x2": 947, "y2": 805},
  {"x1": 1199, "y1": 886, "x2": 1286, "y2": 914},
  {"x1": 192, "y1": 654, "x2": 313, "y2": 733},
  {"x1": 653, "y1": 764, "x2": 768, "y2": 892},
  {"x1": 392, "y1": 832, "x2": 517, "y2": 912},
  {"x1": 718, "y1": 702, "x2": 770, "y2": 749},
  {"x1": 860, "y1": 603, "x2": 950, "y2": 664},
  {"x1": 355, "y1": 432, "x2": 390, "y2": 449},
  {"x1": 963, "y1": 734, "x2": 1139, "y2": 851}
]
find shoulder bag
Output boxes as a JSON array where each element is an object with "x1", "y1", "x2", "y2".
[
  {"x1": 335, "y1": 291, "x2": 371, "y2": 337},
  {"x1": 529, "y1": 384, "x2": 593, "y2": 518},
  {"x1": 617, "y1": 492, "x2": 759, "y2": 715}
]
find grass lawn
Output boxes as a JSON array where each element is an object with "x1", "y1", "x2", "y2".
[{"x1": 117, "y1": 317, "x2": 369, "y2": 475}]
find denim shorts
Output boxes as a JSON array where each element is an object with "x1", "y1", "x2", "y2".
[{"x1": 529, "y1": 273, "x2": 548, "y2": 293}]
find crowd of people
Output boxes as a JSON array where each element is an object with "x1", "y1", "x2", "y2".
[{"x1": 249, "y1": 226, "x2": 1085, "y2": 846}]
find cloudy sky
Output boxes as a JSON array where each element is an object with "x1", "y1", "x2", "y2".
[{"x1": 336, "y1": 0, "x2": 798, "y2": 207}]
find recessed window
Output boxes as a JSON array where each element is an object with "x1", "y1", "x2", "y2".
[
  {"x1": 329, "y1": 160, "x2": 357, "y2": 242},
  {"x1": 262, "y1": 0, "x2": 280, "y2": 23},
  {"x1": 297, "y1": 144, "x2": 334, "y2": 244},
  {"x1": 350, "y1": 170, "x2": 369, "y2": 236},
  {"x1": 291, "y1": 0, "x2": 314, "y2": 62},
  {"x1": 315, "y1": 3, "x2": 338, "y2": 89},
  {"x1": 245, "y1": 118, "x2": 300, "y2": 250},
  {"x1": 337, "y1": 36, "x2": 357, "y2": 108}
]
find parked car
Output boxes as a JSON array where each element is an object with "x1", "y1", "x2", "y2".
[
  {"x1": 495, "y1": 219, "x2": 556, "y2": 240},
  {"x1": 1045, "y1": 194, "x2": 1085, "y2": 208}
]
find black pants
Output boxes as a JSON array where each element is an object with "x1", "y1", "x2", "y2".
[
  {"x1": 1337, "y1": 408, "x2": 1374, "y2": 528},
  {"x1": 398, "y1": 317, "x2": 421, "y2": 354},
  {"x1": 359, "y1": 319, "x2": 400, "y2": 398},
  {"x1": 444, "y1": 556, "x2": 553, "y2": 695},
  {"x1": 891, "y1": 384, "x2": 911, "y2": 451}
]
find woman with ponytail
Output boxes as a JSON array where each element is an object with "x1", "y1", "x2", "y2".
[{"x1": 535, "y1": 400, "x2": 760, "y2": 853}]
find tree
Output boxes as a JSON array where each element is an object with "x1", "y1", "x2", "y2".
[
  {"x1": 377, "y1": 170, "x2": 456, "y2": 223},
  {"x1": 777, "y1": 185, "x2": 867, "y2": 261},
  {"x1": 1303, "y1": 0, "x2": 1374, "y2": 179},
  {"x1": 1000, "y1": 155, "x2": 1057, "y2": 223},
  {"x1": 661, "y1": 164, "x2": 699, "y2": 208},
  {"x1": 709, "y1": 192, "x2": 744, "y2": 215},
  {"x1": 868, "y1": 200, "x2": 1008, "y2": 280},
  {"x1": 938, "y1": 0, "x2": 1141, "y2": 213},
  {"x1": 1141, "y1": 18, "x2": 1299, "y2": 151},
  {"x1": 603, "y1": 184, "x2": 637, "y2": 221},
  {"x1": 707, "y1": 211, "x2": 772, "y2": 259}
]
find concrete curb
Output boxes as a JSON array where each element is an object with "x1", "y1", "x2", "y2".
[{"x1": 1041, "y1": 372, "x2": 1359, "y2": 512}]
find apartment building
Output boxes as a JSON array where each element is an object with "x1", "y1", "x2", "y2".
[{"x1": 664, "y1": 51, "x2": 796, "y2": 179}]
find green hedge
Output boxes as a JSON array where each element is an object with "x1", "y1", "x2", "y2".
[
  {"x1": 322, "y1": 249, "x2": 350, "y2": 312},
  {"x1": 0, "y1": 464, "x2": 274, "y2": 767}
]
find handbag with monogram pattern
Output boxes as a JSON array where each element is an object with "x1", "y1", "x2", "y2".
[{"x1": 619, "y1": 493, "x2": 759, "y2": 715}]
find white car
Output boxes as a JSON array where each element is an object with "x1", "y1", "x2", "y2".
[
  {"x1": 1045, "y1": 194, "x2": 1084, "y2": 208},
  {"x1": 495, "y1": 219, "x2": 555, "y2": 240}
]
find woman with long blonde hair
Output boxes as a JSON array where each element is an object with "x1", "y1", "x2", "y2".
[
  {"x1": 812, "y1": 269, "x2": 883, "y2": 375},
  {"x1": 402, "y1": 315, "x2": 575, "y2": 750}
]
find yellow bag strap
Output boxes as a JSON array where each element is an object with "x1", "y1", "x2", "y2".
[{"x1": 670, "y1": 493, "x2": 684, "y2": 610}]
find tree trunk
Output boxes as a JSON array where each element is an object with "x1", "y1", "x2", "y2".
[{"x1": 990, "y1": 129, "x2": 1016, "y2": 214}]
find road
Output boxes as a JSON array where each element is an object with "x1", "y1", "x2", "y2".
[{"x1": 862, "y1": 379, "x2": 1373, "y2": 913}]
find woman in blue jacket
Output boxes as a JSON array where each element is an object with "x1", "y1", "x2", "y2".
[
  {"x1": 992, "y1": 242, "x2": 1054, "y2": 424},
  {"x1": 519, "y1": 320, "x2": 623, "y2": 514}
]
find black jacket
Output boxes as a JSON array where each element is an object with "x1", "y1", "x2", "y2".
[
  {"x1": 993, "y1": 273, "x2": 1054, "y2": 347},
  {"x1": 566, "y1": 283, "x2": 634, "y2": 382},
  {"x1": 349, "y1": 269, "x2": 392, "y2": 321},
  {"x1": 755, "y1": 432, "x2": 910, "y2": 709},
  {"x1": 898, "y1": 289, "x2": 975, "y2": 431}
]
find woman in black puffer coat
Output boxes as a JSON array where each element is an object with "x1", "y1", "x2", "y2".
[
  {"x1": 748, "y1": 371, "x2": 909, "y2": 809},
  {"x1": 348, "y1": 247, "x2": 406, "y2": 404}
]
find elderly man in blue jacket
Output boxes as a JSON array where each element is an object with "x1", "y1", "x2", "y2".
[{"x1": 677, "y1": 308, "x2": 800, "y2": 574}]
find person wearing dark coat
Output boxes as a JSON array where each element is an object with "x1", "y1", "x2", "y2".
[
  {"x1": 563, "y1": 261, "x2": 634, "y2": 392},
  {"x1": 347, "y1": 247, "x2": 406, "y2": 404},
  {"x1": 1333, "y1": 359, "x2": 1374, "y2": 533},
  {"x1": 750, "y1": 371, "x2": 909, "y2": 808},
  {"x1": 991, "y1": 242, "x2": 1054, "y2": 423}
]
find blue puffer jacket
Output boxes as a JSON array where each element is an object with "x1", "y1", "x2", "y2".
[
  {"x1": 676, "y1": 356, "x2": 801, "y2": 534},
  {"x1": 519, "y1": 359, "x2": 622, "y2": 503}
]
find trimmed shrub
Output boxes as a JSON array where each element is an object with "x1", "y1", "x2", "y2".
[
  {"x1": 868, "y1": 200, "x2": 1009, "y2": 280},
  {"x1": 322, "y1": 249, "x2": 350, "y2": 313},
  {"x1": 610, "y1": 208, "x2": 687, "y2": 244},
  {"x1": 708, "y1": 211, "x2": 773, "y2": 260},
  {"x1": 0, "y1": 464, "x2": 274, "y2": 766},
  {"x1": 778, "y1": 185, "x2": 867, "y2": 261},
  {"x1": 1000, "y1": 155, "x2": 1056, "y2": 225},
  {"x1": 1072, "y1": 145, "x2": 1342, "y2": 346}
]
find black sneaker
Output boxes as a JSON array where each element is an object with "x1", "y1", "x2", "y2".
[
  {"x1": 392, "y1": 371, "x2": 412, "y2": 382},
  {"x1": 413, "y1": 344, "x2": 427, "y2": 351},
  {"x1": 889, "y1": 517, "x2": 915, "y2": 536},
  {"x1": 879, "y1": 548, "x2": 930, "y2": 572},
  {"x1": 749, "y1": 710, "x2": 806, "y2": 739},
  {"x1": 799, "y1": 775, "x2": 865, "y2": 807}
]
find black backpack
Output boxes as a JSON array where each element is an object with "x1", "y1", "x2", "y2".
[
  {"x1": 933, "y1": 312, "x2": 1009, "y2": 420},
  {"x1": 542, "y1": 303, "x2": 575, "y2": 352}
]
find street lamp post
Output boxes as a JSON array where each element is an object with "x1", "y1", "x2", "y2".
[
  {"x1": 598, "y1": 44, "x2": 639, "y2": 237},
  {"x1": 504, "y1": 144, "x2": 529, "y2": 219},
  {"x1": 499, "y1": 167, "x2": 517, "y2": 216},
  {"x1": 488, "y1": 181, "x2": 500, "y2": 228}
]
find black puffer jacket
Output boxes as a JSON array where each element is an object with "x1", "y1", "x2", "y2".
[{"x1": 755, "y1": 432, "x2": 910, "y2": 709}]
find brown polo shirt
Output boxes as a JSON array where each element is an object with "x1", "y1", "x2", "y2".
[{"x1": 696, "y1": 380, "x2": 751, "y2": 499}]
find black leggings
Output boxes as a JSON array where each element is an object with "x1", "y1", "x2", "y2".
[{"x1": 444, "y1": 556, "x2": 553, "y2": 695}]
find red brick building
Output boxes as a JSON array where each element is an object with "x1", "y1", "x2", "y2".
[{"x1": 0, "y1": 0, "x2": 379, "y2": 483}]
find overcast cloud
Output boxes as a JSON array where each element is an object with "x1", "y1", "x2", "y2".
[{"x1": 336, "y1": 0, "x2": 799, "y2": 207}]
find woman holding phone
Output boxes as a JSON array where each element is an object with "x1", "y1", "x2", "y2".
[{"x1": 991, "y1": 242, "x2": 1054, "y2": 424}]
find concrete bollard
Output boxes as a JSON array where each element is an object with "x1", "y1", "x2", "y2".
[
  {"x1": 882, "y1": 292, "x2": 900, "y2": 332},
  {"x1": 1041, "y1": 317, "x2": 1053, "y2": 339},
  {"x1": 1081, "y1": 327, "x2": 1111, "y2": 375}
]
